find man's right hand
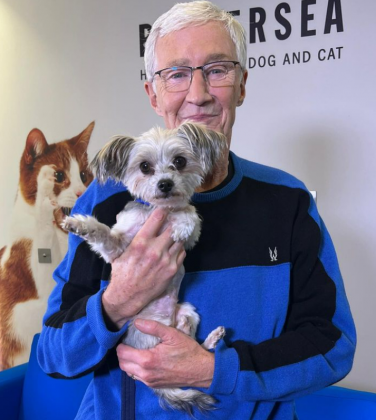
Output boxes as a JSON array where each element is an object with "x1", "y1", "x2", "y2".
[{"x1": 101, "y1": 207, "x2": 186, "y2": 330}]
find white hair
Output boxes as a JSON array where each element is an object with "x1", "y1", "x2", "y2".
[{"x1": 144, "y1": 1, "x2": 247, "y2": 82}]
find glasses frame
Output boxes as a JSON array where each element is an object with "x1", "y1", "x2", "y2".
[{"x1": 153, "y1": 60, "x2": 241, "y2": 92}]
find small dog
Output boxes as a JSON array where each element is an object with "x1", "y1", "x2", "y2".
[{"x1": 62, "y1": 122, "x2": 226, "y2": 415}]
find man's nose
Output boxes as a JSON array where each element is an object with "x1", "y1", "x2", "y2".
[{"x1": 185, "y1": 70, "x2": 212, "y2": 105}]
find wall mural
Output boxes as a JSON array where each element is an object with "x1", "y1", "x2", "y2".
[{"x1": 0, "y1": 122, "x2": 94, "y2": 370}]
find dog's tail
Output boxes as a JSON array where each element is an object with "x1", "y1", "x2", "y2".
[{"x1": 154, "y1": 387, "x2": 216, "y2": 416}]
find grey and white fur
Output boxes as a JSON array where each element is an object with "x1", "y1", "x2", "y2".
[{"x1": 62, "y1": 122, "x2": 227, "y2": 415}]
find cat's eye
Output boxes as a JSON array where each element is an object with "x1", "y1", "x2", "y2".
[
  {"x1": 80, "y1": 171, "x2": 87, "y2": 183},
  {"x1": 173, "y1": 156, "x2": 187, "y2": 170},
  {"x1": 54, "y1": 171, "x2": 65, "y2": 183},
  {"x1": 140, "y1": 161, "x2": 152, "y2": 174}
]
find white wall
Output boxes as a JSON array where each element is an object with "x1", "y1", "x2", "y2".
[{"x1": 0, "y1": 0, "x2": 375, "y2": 392}]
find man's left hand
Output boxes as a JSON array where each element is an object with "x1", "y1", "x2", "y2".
[{"x1": 116, "y1": 319, "x2": 215, "y2": 389}]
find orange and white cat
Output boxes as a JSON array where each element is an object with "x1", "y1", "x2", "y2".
[{"x1": 0, "y1": 123, "x2": 94, "y2": 370}]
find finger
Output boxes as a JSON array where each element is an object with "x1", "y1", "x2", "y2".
[
  {"x1": 117, "y1": 344, "x2": 145, "y2": 368},
  {"x1": 138, "y1": 208, "x2": 168, "y2": 239},
  {"x1": 176, "y1": 247, "x2": 186, "y2": 267},
  {"x1": 134, "y1": 319, "x2": 172, "y2": 342},
  {"x1": 117, "y1": 343, "x2": 142, "y2": 360},
  {"x1": 168, "y1": 240, "x2": 185, "y2": 256},
  {"x1": 158, "y1": 225, "x2": 176, "y2": 248}
]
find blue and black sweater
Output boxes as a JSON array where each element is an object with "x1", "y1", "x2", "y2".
[{"x1": 38, "y1": 152, "x2": 356, "y2": 420}]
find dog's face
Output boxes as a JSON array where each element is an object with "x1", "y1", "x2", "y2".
[
  {"x1": 91, "y1": 122, "x2": 226, "y2": 208},
  {"x1": 125, "y1": 132, "x2": 203, "y2": 207}
]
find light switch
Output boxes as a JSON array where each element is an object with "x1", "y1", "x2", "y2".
[{"x1": 38, "y1": 248, "x2": 52, "y2": 263}]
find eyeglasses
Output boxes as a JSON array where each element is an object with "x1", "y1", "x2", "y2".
[{"x1": 153, "y1": 60, "x2": 241, "y2": 93}]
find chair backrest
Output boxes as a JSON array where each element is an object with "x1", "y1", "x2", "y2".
[{"x1": 19, "y1": 334, "x2": 93, "y2": 420}]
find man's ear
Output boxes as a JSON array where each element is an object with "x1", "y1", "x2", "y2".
[
  {"x1": 237, "y1": 70, "x2": 248, "y2": 107},
  {"x1": 144, "y1": 82, "x2": 163, "y2": 116}
]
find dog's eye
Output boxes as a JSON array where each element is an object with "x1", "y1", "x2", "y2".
[
  {"x1": 173, "y1": 156, "x2": 187, "y2": 170},
  {"x1": 140, "y1": 161, "x2": 152, "y2": 174},
  {"x1": 54, "y1": 171, "x2": 65, "y2": 183}
]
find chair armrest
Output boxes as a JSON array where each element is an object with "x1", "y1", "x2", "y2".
[{"x1": 0, "y1": 363, "x2": 28, "y2": 420}]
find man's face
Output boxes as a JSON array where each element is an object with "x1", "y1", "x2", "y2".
[{"x1": 144, "y1": 21, "x2": 247, "y2": 144}]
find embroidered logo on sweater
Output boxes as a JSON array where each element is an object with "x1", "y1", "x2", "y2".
[{"x1": 269, "y1": 247, "x2": 278, "y2": 262}]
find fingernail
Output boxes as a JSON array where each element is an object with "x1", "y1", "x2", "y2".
[
  {"x1": 135, "y1": 318, "x2": 146, "y2": 328},
  {"x1": 153, "y1": 208, "x2": 166, "y2": 221}
]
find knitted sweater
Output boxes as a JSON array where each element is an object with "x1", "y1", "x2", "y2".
[{"x1": 37, "y1": 152, "x2": 356, "y2": 420}]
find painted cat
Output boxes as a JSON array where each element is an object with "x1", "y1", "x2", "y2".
[{"x1": 0, "y1": 122, "x2": 94, "y2": 370}]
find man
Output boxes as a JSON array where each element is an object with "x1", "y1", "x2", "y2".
[{"x1": 38, "y1": 2, "x2": 356, "y2": 419}]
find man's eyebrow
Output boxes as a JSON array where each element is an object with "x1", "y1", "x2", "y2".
[{"x1": 164, "y1": 54, "x2": 234, "y2": 68}]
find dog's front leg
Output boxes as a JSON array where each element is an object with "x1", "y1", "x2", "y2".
[
  {"x1": 169, "y1": 206, "x2": 201, "y2": 249},
  {"x1": 62, "y1": 215, "x2": 125, "y2": 263}
]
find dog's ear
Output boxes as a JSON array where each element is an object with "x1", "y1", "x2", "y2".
[
  {"x1": 177, "y1": 122, "x2": 227, "y2": 175},
  {"x1": 90, "y1": 135, "x2": 136, "y2": 184}
]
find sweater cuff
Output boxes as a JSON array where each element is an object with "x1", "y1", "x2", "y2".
[
  {"x1": 86, "y1": 288, "x2": 129, "y2": 349},
  {"x1": 208, "y1": 339, "x2": 239, "y2": 395}
]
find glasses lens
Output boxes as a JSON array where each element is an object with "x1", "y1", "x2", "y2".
[
  {"x1": 204, "y1": 62, "x2": 237, "y2": 87},
  {"x1": 160, "y1": 67, "x2": 191, "y2": 92}
]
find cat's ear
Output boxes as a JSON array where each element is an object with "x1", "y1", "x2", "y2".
[
  {"x1": 24, "y1": 129, "x2": 49, "y2": 165},
  {"x1": 90, "y1": 135, "x2": 136, "y2": 184},
  {"x1": 72, "y1": 121, "x2": 95, "y2": 155}
]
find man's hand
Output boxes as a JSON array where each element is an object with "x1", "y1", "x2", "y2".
[
  {"x1": 117, "y1": 319, "x2": 215, "y2": 389},
  {"x1": 102, "y1": 208, "x2": 186, "y2": 329}
]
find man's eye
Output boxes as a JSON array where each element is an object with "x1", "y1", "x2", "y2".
[
  {"x1": 54, "y1": 171, "x2": 65, "y2": 183},
  {"x1": 140, "y1": 162, "x2": 152, "y2": 174},
  {"x1": 169, "y1": 71, "x2": 189, "y2": 80},
  {"x1": 173, "y1": 156, "x2": 187, "y2": 170},
  {"x1": 207, "y1": 67, "x2": 226, "y2": 76}
]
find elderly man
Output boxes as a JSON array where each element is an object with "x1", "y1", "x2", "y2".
[{"x1": 38, "y1": 2, "x2": 356, "y2": 419}]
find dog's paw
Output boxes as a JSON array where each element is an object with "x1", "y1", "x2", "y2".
[
  {"x1": 61, "y1": 215, "x2": 91, "y2": 236},
  {"x1": 202, "y1": 326, "x2": 225, "y2": 350},
  {"x1": 175, "y1": 302, "x2": 200, "y2": 338},
  {"x1": 175, "y1": 315, "x2": 194, "y2": 336},
  {"x1": 171, "y1": 218, "x2": 197, "y2": 242},
  {"x1": 169, "y1": 209, "x2": 201, "y2": 247}
]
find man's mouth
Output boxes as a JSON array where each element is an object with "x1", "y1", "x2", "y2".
[{"x1": 183, "y1": 114, "x2": 216, "y2": 122}]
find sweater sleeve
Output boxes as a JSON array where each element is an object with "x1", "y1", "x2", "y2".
[
  {"x1": 37, "y1": 180, "x2": 129, "y2": 378},
  {"x1": 208, "y1": 190, "x2": 356, "y2": 401}
]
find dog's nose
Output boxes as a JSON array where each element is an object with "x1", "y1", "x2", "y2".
[{"x1": 158, "y1": 179, "x2": 174, "y2": 193}]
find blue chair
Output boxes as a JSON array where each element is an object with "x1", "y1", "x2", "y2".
[
  {"x1": 1, "y1": 334, "x2": 375, "y2": 419},
  {"x1": 295, "y1": 385, "x2": 376, "y2": 420},
  {"x1": 0, "y1": 334, "x2": 92, "y2": 420}
]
